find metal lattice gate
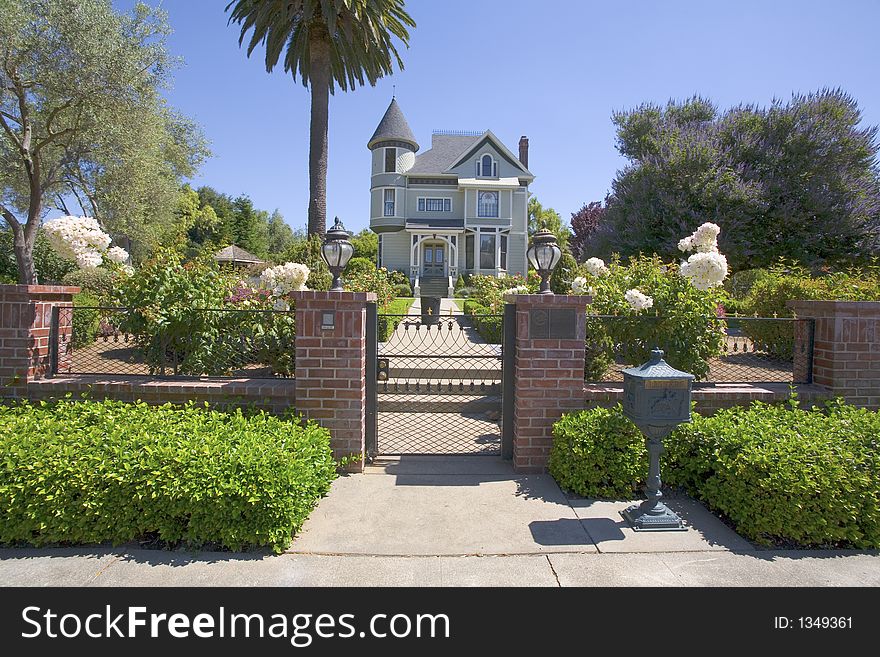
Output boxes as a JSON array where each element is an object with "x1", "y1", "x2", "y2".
[{"x1": 370, "y1": 310, "x2": 506, "y2": 455}]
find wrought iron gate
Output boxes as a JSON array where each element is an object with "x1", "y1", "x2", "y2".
[{"x1": 368, "y1": 307, "x2": 508, "y2": 456}]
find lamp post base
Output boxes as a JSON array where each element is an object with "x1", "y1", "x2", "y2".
[{"x1": 621, "y1": 502, "x2": 686, "y2": 531}]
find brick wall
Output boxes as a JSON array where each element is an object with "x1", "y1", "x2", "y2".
[
  {"x1": 0, "y1": 284, "x2": 78, "y2": 393},
  {"x1": 504, "y1": 293, "x2": 591, "y2": 473},
  {"x1": 789, "y1": 300, "x2": 880, "y2": 409},
  {"x1": 290, "y1": 290, "x2": 376, "y2": 470},
  {"x1": 24, "y1": 375, "x2": 295, "y2": 414}
]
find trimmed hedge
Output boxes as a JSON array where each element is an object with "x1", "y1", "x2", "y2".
[
  {"x1": 463, "y1": 300, "x2": 502, "y2": 344},
  {"x1": 549, "y1": 405, "x2": 647, "y2": 498},
  {"x1": 666, "y1": 401, "x2": 880, "y2": 548},
  {"x1": 0, "y1": 399, "x2": 336, "y2": 553},
  {"x1": 550, "y1": 402, "x2": 880, "y2": 548},
  {"x1": 378, "y1": 297, "x2": 413, "y2": 341}
]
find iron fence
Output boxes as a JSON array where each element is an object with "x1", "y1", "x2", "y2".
[
  {"x1": 54, "y1": 306, "x2": 296, "y2": 378},
  {"x1": 584, "y1": 314, "x2": 814, "y2": 384}
]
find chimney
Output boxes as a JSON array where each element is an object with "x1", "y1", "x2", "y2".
[{"x1": 518, "y1": 136, "x2": 529, "y2": 169}]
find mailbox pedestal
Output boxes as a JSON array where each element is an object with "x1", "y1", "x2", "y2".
[{"x1": 621, "y1": 349, "x2": 694, "y2": 531}]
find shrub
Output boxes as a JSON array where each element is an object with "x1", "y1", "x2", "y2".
[
  {"x1": 378, "y1": 297, "x2": 413, "y2": 341},
  {"x1": 665, "y1": 401, "x2": 880, "y2": 548},
  {"x1": 0, "y1": 399, "x2": 336, "y2": 552},
  {"x1": 345, "y1": 265, "x2": 395, "y2": 307},
  {"x1": 578, "y1": 254, "x2": 726, "y2": 380},
  {"x1": 463, "y1": 300, "x2": 502, "y2": 343},
  {"x1": 456, "y1": 287, "x2": 474, "y2": 298},
  {"x1": 549, "y1": 405, "x2": 647, "y2": 498},
  {"x1": 393, "y1": 282, "x2": 412, "y2": 298},
  {"x1": 347, "y1": 256, "x2": 374, "y2": 275},
  {"x1": 62, "y1": 267, "x2": 119, "y2": 301},
  {"x1": 738, "y1": 260, "x2": 880, "y2": 358},
  {"x1": 71, "y1": 292, "x2": 100, "y2": 349}
]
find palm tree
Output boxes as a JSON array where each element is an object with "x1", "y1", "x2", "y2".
[{"x1": 226, "y1": 0, "x2": 415, "y2": 236}]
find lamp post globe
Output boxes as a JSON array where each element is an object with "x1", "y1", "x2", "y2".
[
  {"x1": 526, "y1": 228, "x2": 562, "y2": 294},
  {"x1": 321, "y1": 217, "x2": 354, "y2": 292}
]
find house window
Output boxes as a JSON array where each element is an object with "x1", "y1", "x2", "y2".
[
  {"x1": 466, "y1": 234, "x2": 474, "y2": 270},
  {"x1": 477, "y1": 191, "x2": 498, "y2": 217},
  {"x1": 384, "y1": 148, "x2": 396, "y2": 173},
  {"x1": 480, "y1": 234, "x2": 496, "y2": 269},
  {"x1": 383, "y1": 189, "x2": 395, "y2": 216},
  {"x1": 478, "y1": 154, "x2": 497, "y2": 177},
  {"x1": 500, "y1": 234, "x2": 508, "y2": 270},
  {"x1": 418, "y1": 198, "x2": 451, "y2": 212}
]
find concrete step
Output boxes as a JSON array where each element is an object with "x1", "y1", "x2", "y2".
[{"x1": 377, "y1": 393, "x2": 501, "y2": 414}]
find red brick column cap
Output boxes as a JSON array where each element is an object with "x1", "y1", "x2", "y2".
[
  {"x1": 289, "y1": 290, "x2": 377, "y2": 303},
  {"x1": 504, "y1": 293, "x2": 592, "y2": 305},
  {"x1": 0, "y1": 283, "x2": 81, "y2": 299}
]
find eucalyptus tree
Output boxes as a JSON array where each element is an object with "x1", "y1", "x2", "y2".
[
  {"x1": 0, "y1": 0, "x2": 207, "y2": 283},
  {"x1": 226, "y1": 0, "x2": 415, "y2": 236}
]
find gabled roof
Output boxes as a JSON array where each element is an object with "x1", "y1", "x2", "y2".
[
  {"x1": 406, "y1": 134, "x2": 479, "y2": 175},
  {"x1": 445, "y1": 130, "x2": 534, "y2": 178},
  {"x1": 214, "y1": 244, "x2": 264, "y2": 265},
  {"x1": 367, "y1": 98, "x2": 419, "y2": 151}
]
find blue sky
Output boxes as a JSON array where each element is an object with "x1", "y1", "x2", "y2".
[{"x1": 115, "y1": 0, "x2": 880, "y2": 234}]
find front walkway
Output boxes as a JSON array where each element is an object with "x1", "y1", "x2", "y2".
[{"x1": 4, "y1": 457, "x2": 876, "y2": 586}]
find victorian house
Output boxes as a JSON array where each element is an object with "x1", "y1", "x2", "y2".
[{"x1": 368, "y1": 98, "x2": 533, "y2": 297}]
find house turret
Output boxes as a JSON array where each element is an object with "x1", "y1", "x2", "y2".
[{"x1": 369, "y1": 98, "x2": 418, "y2": 235}]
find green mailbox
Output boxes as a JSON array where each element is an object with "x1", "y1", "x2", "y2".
[{"x1": 621, "y1": 348, "x2": 694, "y2": 531}]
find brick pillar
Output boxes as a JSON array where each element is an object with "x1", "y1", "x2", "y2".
[
  {"x1": 0, "y1": 284, "x2": 79, "y2": 393},
  {"x1": 290, "y1": 291, "x2": 376, "y2": 471},
  {"x1": 504, "y1": 293, "x2": 591, "y2": 473},
  {"x1": 789, "y1": 300, "x2": 880, "y2": 409}
]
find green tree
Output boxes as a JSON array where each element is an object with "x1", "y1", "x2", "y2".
[
  {"x1": 351, "y1": 228, "x2": 378, "y2": 261},
  {"x1": 230, "y1": 195, "x2": 269, "y2": 257},
  {"x1": 527, "y1": 196, "x2": 576, "y2": 293},
  {"x1": 0, "y1": 228, "x2": 76, "y2": 283},
  {"x1": 226, "y1": 0, "x2": 415, "y2": 236},
  {"x1": 266, "y1": 209, "x2": 296, "y2": 259},
  {"x1": 605, "y1": 91, "x2": 880, "y2": 270},
  {"x1": 0, "y1": 0, "x2": 208, "y2": 282}
]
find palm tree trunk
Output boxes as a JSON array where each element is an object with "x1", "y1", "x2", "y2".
[{"x1": 307, "y1": 35, "x2": 331, "y2": 237}]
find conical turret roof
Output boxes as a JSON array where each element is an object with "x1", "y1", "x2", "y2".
[{"x1": 367, "y1": 98, "x2": 419, "y2": 151}]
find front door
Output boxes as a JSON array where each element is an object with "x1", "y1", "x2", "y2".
[{"x1": 423, "y1": 245, "x2": 444, "y2": 276}]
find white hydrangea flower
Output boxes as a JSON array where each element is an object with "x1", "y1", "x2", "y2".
[
  {"x1": 501, "y1": 285, "x2": 529, "y2": 296},
  {"x1": 105, "y1": 246, "x2": 129, "y2": 264},
  {"x1": 120, "y1": 264, "x2": 134, "y2": 276},
  {"x1": 679, "y1": 222, "x2": 721, "y2": 254},
  {"x1": 625, "y1": 288, "x2": 654, "y2": 311},
  {"x1": 43, "y1": 215, "x2": 113, "y2": 269},
  {"x1": 571, "y1": 276, "x2": 588, "y2": 294},
  {"x1": 584, "y1": 257, "x2": 609, "y2": 277},
  {"x1": 259, "y1": 262, "x2": 310, "y2": 295},
  {"x1": 679, "y1": 251, "x2": 729, "y2": 291},
  {"x1": 273, "y1": 299, "x2": 290, "y2": 312}
]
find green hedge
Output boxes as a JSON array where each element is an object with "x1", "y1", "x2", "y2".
[
  {"x1": 549, "y1": 405, "x2": 647, "y2": 498},
  {"x1": 665, "y1": 401, "x2": 880, "y2": 548},
  {"x1": 0, "y1": 399, "x2": 336, "y2": 553},
  {"x1": 463, "y1": 300, "x2": 503, "y2": 344},
  {"x1": 378, "y1": 297, "x2": 413, "y2": 341},
  {"x1": 550, "y1": 402, "x2": 880, "y2": 548}
]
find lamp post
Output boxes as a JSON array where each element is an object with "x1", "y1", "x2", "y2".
[
  {"x1": 321, "y1": 217, "x2": 354, "y2": 292},
  {"x1": 526, "y1": 228, "x2": 562, "y2": 294}
]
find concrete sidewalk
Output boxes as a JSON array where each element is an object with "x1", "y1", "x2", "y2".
[{"x1": 1, "y1": 456, "x2": 878, "y2": 587}]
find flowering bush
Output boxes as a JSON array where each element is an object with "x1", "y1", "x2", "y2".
[
  {"x1": 573, "y1": 254, "x2": 725, "y2": 379},
  {"x1": 43, "y1": 215, "x2": 128, "y2": 270},
  {"x1": 344, "y1": 265, "x2": 395, "y2": 307},
  {"x1": 469, "y1": 273, "x2": 538, "y2": 312},
  {"x1": 113, "y1": 251, "x2": 296, "y2": 376}
]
